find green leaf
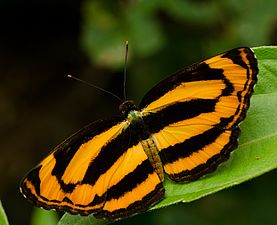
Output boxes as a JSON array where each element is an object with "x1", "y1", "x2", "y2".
[
  {"x1": 252, "y1": 46, "x2": 277, "y2": 95},
  {"x1": 58, "y1": 214, "x2": 110, "y2": 225},
  {"x1": 30, "y1": 208, "x2": 59, "y2": 225},
  {"x1": 0, "y1": 201, "x2": 9, "y2": 225},
  {"x1": 58, "y1": 46, "x2": 277, "y2": 225}
]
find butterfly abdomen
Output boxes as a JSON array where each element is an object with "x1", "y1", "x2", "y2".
[{"x1": 141, "y1": 139, "x2": 164, "y2": 182}]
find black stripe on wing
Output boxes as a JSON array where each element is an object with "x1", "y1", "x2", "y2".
[{"x1": 143, "y1": 99, "x2": 219, "y2": 133}]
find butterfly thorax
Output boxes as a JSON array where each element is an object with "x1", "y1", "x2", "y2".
[{"x1": 120, "y1": 100, "x2": 164, "y2": 182}]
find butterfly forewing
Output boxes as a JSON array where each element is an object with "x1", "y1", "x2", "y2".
[{"x1": 21, "y1": 118, "x2": 125, "y2": 214}]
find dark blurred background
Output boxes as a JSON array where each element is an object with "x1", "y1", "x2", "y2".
[{"x1": 0, "y1": 0, "x2": 276, "y2": 225}]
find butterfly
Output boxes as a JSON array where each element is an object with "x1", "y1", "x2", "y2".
[{"x1": 20, "y1": 47, "x2": 258, "y2": 220}]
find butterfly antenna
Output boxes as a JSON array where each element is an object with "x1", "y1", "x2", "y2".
[
  {"x1": 67, "y1": 75, "x2": 123, "y2": 102},
  {"x1": 123, "y1": 40, "x2": 129, "y2": 100}
]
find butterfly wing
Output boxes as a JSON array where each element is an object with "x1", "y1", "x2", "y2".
[
  {"x1": 140, "y1": 47, "x2": 258, "y2": 182},
  {"x1": 20, "y1": 117, "x2": 164, "y2": 219},
  {"x1": 94, "y1": 142, "x2": 164, "y2": 220}
]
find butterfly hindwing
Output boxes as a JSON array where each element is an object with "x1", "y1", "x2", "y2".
[
  {"x1": 152, "y1": 123, "x2": 240, "y2": 181},
  {"x1": 94, "y1": 142, "x2": 164, "y2": 220},
  {"x1": 21, "y1": 117, "x2": 164, "y2": 219},
  {"x1": 140, "y1": 47, "x2": 258, "y2": 182}
]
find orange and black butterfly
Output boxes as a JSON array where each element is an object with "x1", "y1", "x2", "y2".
[{"x1": 20, "y1": 47, "x2": 258, "y2": 220}]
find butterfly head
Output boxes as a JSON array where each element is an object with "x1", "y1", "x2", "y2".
[{"x1": 119, "y1": 100, "x2": 139, "y2": 118}]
